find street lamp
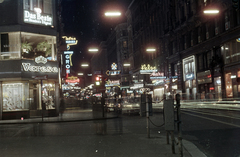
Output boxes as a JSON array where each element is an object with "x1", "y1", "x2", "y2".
[
  {"x1": 146, "y1": 48, "x2": 156, "y2": 52},
  {"x1": 203, "y1": 9, "x2": 219, "y2": 14},
  {"x1": 123, "y1": 63, "x2": 131, "y2": 67},
  {"x1": 81, "y1": 63, "x2": 89, "y2": 67},
  {"x1": 104, "y1": 12, "x2": 121, "y2": 17},
  {"x1": 78, "y1": 73, "x2": 84, "y2": 76},
  {"x1": 88, "y1": 48, "x2": 99, "y2": 52}
]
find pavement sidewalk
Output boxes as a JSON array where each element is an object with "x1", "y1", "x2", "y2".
[{"x1": 0, "y1": 109, "x2": 207, "y2": 157}]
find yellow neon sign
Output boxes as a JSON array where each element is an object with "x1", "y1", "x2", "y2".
[{"x1": 62, "y1": 36, "x2": 78, "y2": 50}]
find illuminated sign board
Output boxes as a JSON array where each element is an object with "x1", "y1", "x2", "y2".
[
  {"x1": 111, "y1": 63, "x2": 118, "y2": 70},
  {"x1": 105, "y1": 79, "x2": 120, "y2": 87},
  {"x1": 185, "y1": 73, "x2": 194, "y2": 80},
  {"x1": 66, "y1": 77, "x2": 80, "y2": 83},
  {"x1": 24, "y1": 9, "x2": 53, "y2": 26},
  {"x1": 140, "y1": 64, "x2": 157, "y2": 74},
  {"x1": 150, "y1": 72, "x2": 166, "y2": 80},
  {"x1": 64, "y1": 51, "x2": 74, "y2": 76},
  {"x1": 62, "y1": 36, "x2": 78, "y2": 50},
  {"x1": 22, "y1": 56, "x2": 58, "y2": 73},
  {"x1": 106, "y1": 70, "x2": 121, "y2": 76}
]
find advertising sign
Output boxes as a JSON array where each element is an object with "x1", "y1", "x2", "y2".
[
  {"x1": 24, "y1": 8, "x2": 53, "y2": 26},
  {"x1": 140, "y1": 64, "x2": 157, "y2": 74},
  {"x1": 22, "y1": 56, "x2": 58, "y2": 73}
]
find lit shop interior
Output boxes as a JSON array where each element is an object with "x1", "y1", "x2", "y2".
[
  {"x1": 0, "y1": 32, "x2": 59, "y2": 119},
  {"x1": 1, "y1": 32, "x2": 56, "y2": 61}
]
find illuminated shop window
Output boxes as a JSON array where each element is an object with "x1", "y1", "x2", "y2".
[
  {"x1": 0, "y1": 32, "x2": 21, "y2": 60},
  {"x1": 42, "y1": 81, "x2": 55, "y2": 110},
  {"x1": 2, "y1": 83, "x2": 29, "y2": 111},
  {"x1": 21, "y1": 32, "x2": 56, "y2": 61},
  {"x1": 225, "y1": 73, "x2": 233, "y2": 98},
  {"x1": 0, "y1": 32, "x2": 56, "y2": 61}
]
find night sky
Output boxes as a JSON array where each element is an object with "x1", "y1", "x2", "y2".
[{"x1": 61, "y1": 0, "x2": 132, "y2": 73}]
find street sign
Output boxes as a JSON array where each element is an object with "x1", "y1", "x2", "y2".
[{"x1": 32, "y1": 75, "x2": 48, "y2": 80}]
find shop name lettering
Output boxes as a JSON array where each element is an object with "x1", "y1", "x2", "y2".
[
  {"x1": 22, "y1": 63, "x2": 58, "y2": 73},
  {"x1": 24, "y1": 10, "x2": 52, "y2": 26}
]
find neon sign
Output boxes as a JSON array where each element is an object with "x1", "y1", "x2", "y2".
[
  {"x1": 111, "y1": 63, "x2": 117, "y2": 70},
  {"x1": 64, "y1": 51, "x2": 74, "y2": 76},
  {"x1": 22, "y1": 63, "x2": 57, "y2": 73},
  {"x1": 22, "y1": 56, "x2": 58, "y2": 73},
  {"x1": 106, "y1": 70, "x2": 121, "y2": 76},
  {"x1": 140, "y1": 64, "x2": 157, "y2": 74},
  {"x1": 24, "y1": 9, "x2": 52, "y2": 26},
  {"x1": 62, "y1": 36, "x2": 78, "y2": 50}
]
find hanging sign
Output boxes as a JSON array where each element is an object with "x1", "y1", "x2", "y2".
[
  {"x1": 150, "y1": 72, "x2": 166, "y2": 80},
  {"x1": 62, "y1": 36, "x2": 78, "y2": 50},
  {"x1": 140, "y1": 64, "x2": 157, "y2": 74},
  {"x1": 106, "y1": 70, "x2": 121, "y2": 76},
  {"x1": 64, "y1": 51, "x2": 74, "y2": 76}
]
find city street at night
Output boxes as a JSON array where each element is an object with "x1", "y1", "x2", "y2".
[{"x1": 0, "y1": 101, "x2": 239, "y2": 157}]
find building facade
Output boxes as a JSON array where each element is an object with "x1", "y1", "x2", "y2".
[{"x1": 0, "y1": 0, "x2": 60, "y2": 119}]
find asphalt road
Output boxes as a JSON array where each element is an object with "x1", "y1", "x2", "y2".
[{"x1": 181, "y1": 104, "x2": 240, "y2": 157}]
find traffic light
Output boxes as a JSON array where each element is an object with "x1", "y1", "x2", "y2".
[
  {"x1": 232, "y1": 0, "x2": 240, "y2": 10},
  {"x1": 95, "y1": 76, "x2": 101, "y2": 86}
]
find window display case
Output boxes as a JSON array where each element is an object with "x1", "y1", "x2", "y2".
[{"x1": 3, "y1": 83, "x2": 29, "y2": 111}]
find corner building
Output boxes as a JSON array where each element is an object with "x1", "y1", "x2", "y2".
[{"x1": 0, "y1": 0, "x2": 60, "y2": 119}]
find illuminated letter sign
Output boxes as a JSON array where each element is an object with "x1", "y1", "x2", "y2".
[
  {"x1": 24, "y1": 9, "x2": 53, "y2": 26},
  {"x1": 64, "y1": 51, "x2": 73, "y2": 75},
  {"x1": 62, "y1": 36, "x2": 78, "y2": 50},
  {"x1": 150, "y1": 72, "x2": 166, "y2": 80},
  {"x1": 22, "y1": 56, "x2": 58, "y2": 73},
  {"x1": 140, "y1": 64, "x2": 157, "y2": 74}
]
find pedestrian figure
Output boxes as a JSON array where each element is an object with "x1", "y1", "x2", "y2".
[{"x1": 59, "y1": 97, "x2": 65, "y2": 120}]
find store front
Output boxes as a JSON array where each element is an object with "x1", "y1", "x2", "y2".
[
  {"x1": 221, "y1": 39, "x2": 240, "y2": 99},
  {"x1": 0, "y1": 31, "x2": 59, "y2": 119},
  {"x1": 183, "y1": 56, "x2": 197, "y2": 100}
]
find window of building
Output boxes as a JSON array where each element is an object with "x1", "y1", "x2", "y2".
[
  {"x1": 2, "y1": 83, "x2": 29, "y2": 111},
  {"x1": 222, "y1": 39, "x2": 240, "y2": 64},
  {"x1": 123, "y1": 41, "x2": 127, "y2": 47},
  {"x1": 225, "y1": 73, "x2": 233, "y2": 98},
  {"x1": 0, "y1": 32, "x2": 21, "y2": 60},
  {"x1": 0, "y1": 32, "x2": 56, "y2": 61},
  {"x1": 23, "y1": 0, "x2": 52, "y2": 14},
  {"x1": 42, "y1": 81, "x2": 55, "y2": 110}
]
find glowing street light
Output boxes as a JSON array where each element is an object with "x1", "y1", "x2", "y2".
[
  {"x1": 146, "y1": 48, "x2": 156, "y2": 52},
  {"x1": 105, "y1": 12, "x2": 121, "y2": 17},
  {"x1": 78, "y1": 73, "x2": 84, "y2": 76},
  {"x1": 123, "y1": 63, "x2": 131, "y2": 67},
  {"x1": 81, "y1": 63, "x2": 89, "y2": 67},
  {"x1": 203, "y1": 9, "x2": 219, "y2": 14},
  {"x1": 88, "y1": 48, "x2": 99, "y2": 52}
]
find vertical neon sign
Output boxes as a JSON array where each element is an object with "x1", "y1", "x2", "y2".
[{"x1": 64, "y1": 51, "x2": 74, "y2": 78}]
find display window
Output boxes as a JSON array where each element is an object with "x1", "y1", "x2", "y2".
[
  {"x1": 222, "y1": 39, "x2": 240, "y2": 64},
  {"x1": 42, "y1": 81, "x2": 55, "y2": 110},
  {"x1": 3, "y1": 83, "x2": 29, "y2": 111},
  {"x1": 0, "y1": 32, "x2": 56, "y2": 61},
  {"x1": 21, "y1": 32, "x2": 56, "y2": 60},
  {"x1": 225, "y1": 73, "x2": 233, "y2": 98}
]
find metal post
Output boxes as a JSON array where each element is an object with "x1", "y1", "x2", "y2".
[
  {"x1": 171, "y1": 131, "x2": 175, "y2": 154},
  {"x1": 176, "y1": 93, "x2": 183, "y2": 156},
  {"x1": 41, "y1": 79, "x2": 43, "y2": 121},
  {"x1": 146, "y1": 94, "x2": 150, "y2": 138}
]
